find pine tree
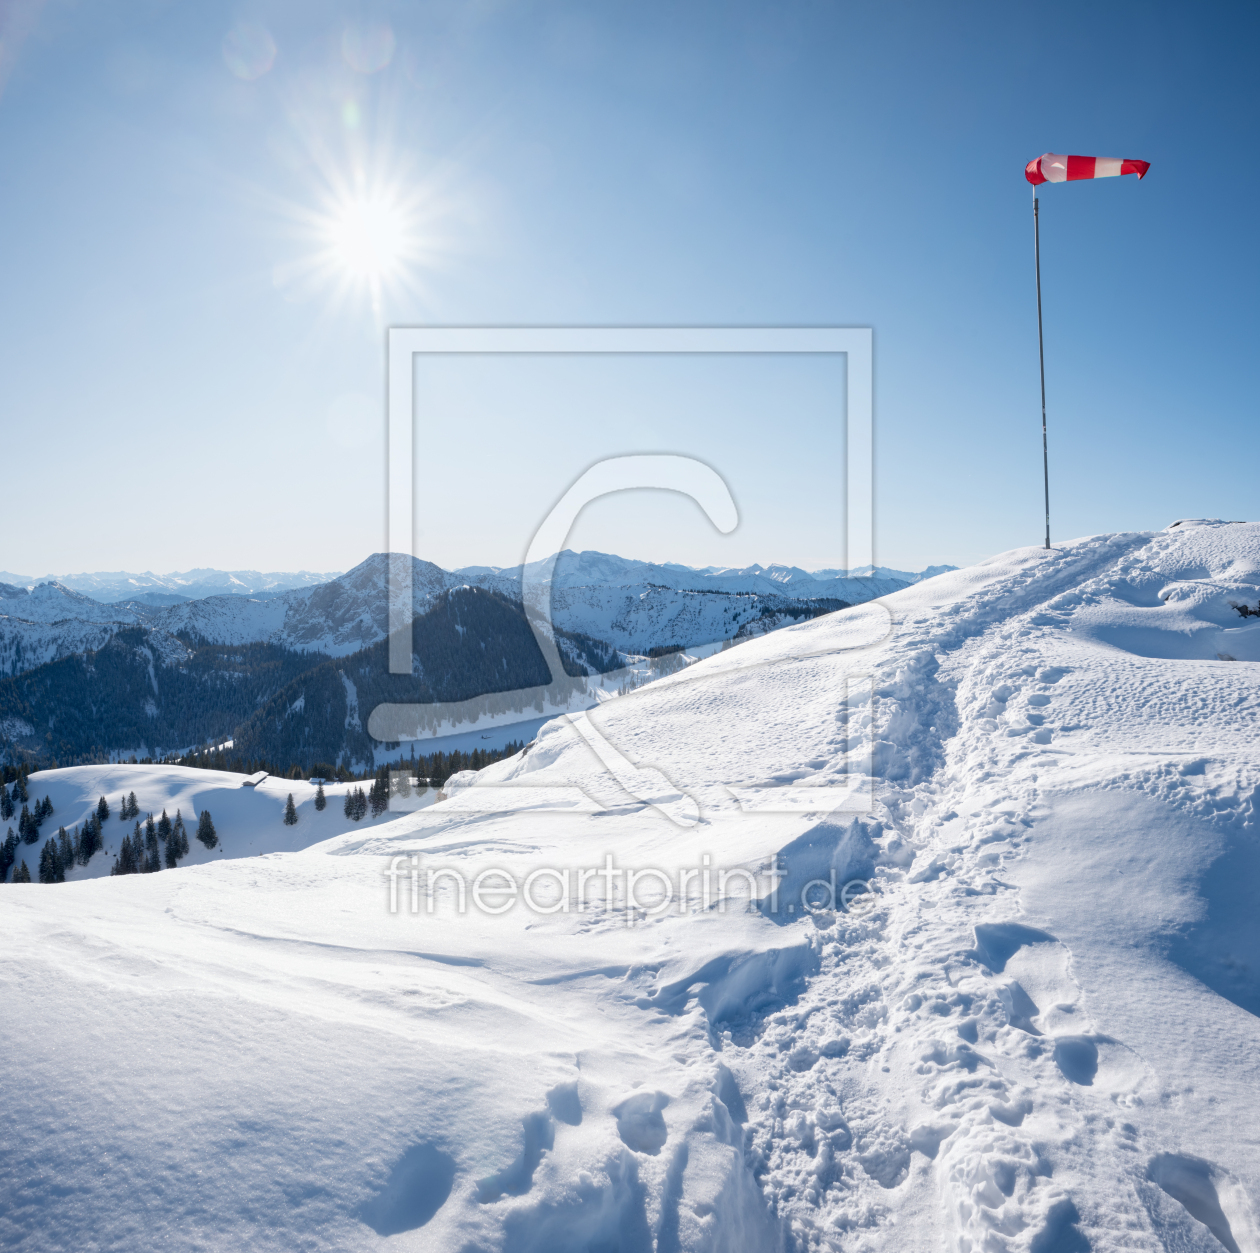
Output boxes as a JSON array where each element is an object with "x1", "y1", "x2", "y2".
[
  {"x1": 164, "y1": 829, "x2": 180, "y2": 869},
  {"x1": 58, "y1": 826, "x2": 74, "y2": 874},
  {"x1": 97, "y1": 795, "x2": 110, "y2": 824},
  {"x1": 283, "y1": 793, "x2": 298, "y2": 825},
  {"x1": 157, "y1": 809, "x2": 172, "y2": 843},
  {"x1": 39, "y1": 838, "x2": 65, "y2": 884},
  {"x1": 0, "y1": 787, "x2": 12, "y2": 821},
  {"x1": 79, "y1": 816, "x2": 101, "y2": 864},
  {"x1": 144, "y1": 816, "x2": 160, "y2": 872},
  {"x1": 18, "y1": 805, "x2": 35, "y2": 844},
  {"x1": 369, "y1": 776, "x2": 388, "y2": 818},
  {"x1": 343, "y1": 789, "x2": 354, "y2": 819},
  {"x1": 196, "y1": 810, "x2": 217, "y2": 850},
  {"x1": 1, "y1": 830, "x2": 17, "y2": 882},
  {"x1": 172, "y1": 810, "x2": 189, "y2": 858},
  {"x1": 114, "y1": 829, "x2": 140, "y2": 875},
  {"x1": 314, "y1": 783, "x2": 326, "y2": 812},
  {"x1": 13, "y1": 860, "x2": 31, "y2": 883},
  {"x1": 15, "y1": 775, "x2": 27, "y2": 803},
  {"x1": 125, "y1": 791, "x2": 138, "y2": 820}
]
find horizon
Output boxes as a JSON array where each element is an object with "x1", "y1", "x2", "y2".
[{"x1": 0, "y1": 546, "x2": 960, "y2": 591}]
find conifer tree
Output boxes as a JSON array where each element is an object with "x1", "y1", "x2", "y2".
[
  {"x1": 1, "y1": 830, "x2": 17, "y2": 882},
  {"x1": 172, "y1": 810, "x2": 189, "y2": 859},
  {"x1": 39, "y1": 837, "x2": 65, "y2": 884},
  {"x1": 97, "y1": 796, "x2": 110, "y2": 824},
  {"x1": 314, "y1": 783, "x2": 326, "y2": 812},
  {"x1": 58, "y1": 826, "x2": 74, "y2": 873},
  {"x1": 157, "y1": 809, "x2": 172, "y2": 843},
  {"x1": 125, "y1": 791, "x2": 139, "y2": 820},
  {"x1": 113, "y1": 831, "x2": 140, "y2": 875},
  {"x1": 0, "y1": 787, "x2": 11, "y2": 821},
  {"x1": 195, "y1": 810, "x2": 217, "y2": 850},
  {"x1": 19, "y1": 805, "x2": 35, "y2": 844},
  {"x1": 369, "y1": 776, "x2": 388, "y2": 818},
  {"x1": 15, "y1": 775, "x2": 27, "y2": 803},
  {"x1": 144, "y1": 816, "x2": 160, "y2": 872},
  {"x1": 343, "y1": 789, "x2": 354, "y2": 819},
  {"x1": 283, "y1": 793, "x2": 298, "y2": 826},
  {"x1": 79, "y1": 817, "x2": 100, "y2": 863},
  {"x1": 13, "y1": 860, "x2": 31, "y2": 882}
]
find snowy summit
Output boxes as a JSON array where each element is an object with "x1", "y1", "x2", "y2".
[{"x1": 3, "y1": 520, "x2": 1259, "y2": 1252}]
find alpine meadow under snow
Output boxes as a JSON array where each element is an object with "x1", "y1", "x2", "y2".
[{"x1": 3, "y1": 520, "x2": 1260, "y2": 1253}]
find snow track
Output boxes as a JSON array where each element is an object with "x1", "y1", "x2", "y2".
[{"x1": 3, "y1": 523, "x2": 1259, "y2": 1252}]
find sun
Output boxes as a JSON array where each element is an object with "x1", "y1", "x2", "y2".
[{"x1": 325, "y1": 193, "x2": 409, "y2": 282}]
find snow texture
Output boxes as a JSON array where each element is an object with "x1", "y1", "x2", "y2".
[{"x1": 2, "y1": 521, "x2": 1258, "y2": 1252}]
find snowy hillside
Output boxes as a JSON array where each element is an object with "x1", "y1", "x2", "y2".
[
  {"x1": 2, "y1": 764, "x2": 431, "y2": 883},
  {"x1": 4, "y1": 522, "x2": 1258, "y2": 1252},
  {"x1": 0, "y1": 615, "x2": 124, "y2": 681}
]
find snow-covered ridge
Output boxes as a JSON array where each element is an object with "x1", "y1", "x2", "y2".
[
  {"x1": 0, "y1": 566, "x2": 342, "y2": 602},
  {"x1": 3, "y1": 520, "x2": 1258, "y2": 1250},
  {"x1": 0, "y1": 550, "x2": 944, "y2": 676},
  {"x1": 457, "y1": 549, "x2": 951, "y2": 600}
]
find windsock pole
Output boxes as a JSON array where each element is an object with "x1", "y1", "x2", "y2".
[
  {"x1": 1033, "y1": 188, "x2": 1050, "y2": 550},
  {"x1": 1023, "y1": 152, "x2": 1149, "y2": 552}
]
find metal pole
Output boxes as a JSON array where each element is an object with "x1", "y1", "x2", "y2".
[{"x1": 1034, "y1": 190, "x2": 1050, "y2": 549}]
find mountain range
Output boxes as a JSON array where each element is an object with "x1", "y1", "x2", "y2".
[
  {"x1": 0, "y1": 550, "x2": 951, "y2": 767},
  {"x1": 0, "y1": 567, "x2": 339, "y2": 604},
  {"x1": 0, "y1": 551, "x2": 951, "y2": 677}
]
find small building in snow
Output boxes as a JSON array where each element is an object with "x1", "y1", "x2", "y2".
[{"x1": 241, "y1": 771, "x2": 268, "y2": 787}]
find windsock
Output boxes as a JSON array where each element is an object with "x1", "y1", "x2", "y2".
[{"x1": 1025, "y1": 153, "x2": 1150, "y2": 185}]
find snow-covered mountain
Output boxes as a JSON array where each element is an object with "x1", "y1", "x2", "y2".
[
  {"x1": 0, "y1": 551, "x2": 931, "y2": 678},
  {"x1": 457, "y1": 549, "x2": 941, "y2": 602},
  {"x1": 0, "y1": 567, "x2": 341, "y2": 602},
  {"x1": 0, "y1": 580, "x2": 144, "y2": 625},
  {"x1": 0, "y1": 583, "x2": 147, "y2": 677},
  {"x1": 4, "y1": 519, "x2": 1258, "y2": 1251}
]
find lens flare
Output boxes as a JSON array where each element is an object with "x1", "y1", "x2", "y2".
[
  {"x1": 222, "y1": 24, "x2": 276, "y2": 81},
  {"x1": 325, "y1": 194, "x2": 407, "y2": 281},
  {"x1": 342, "y1": 23, "x2": 395, "y2": 75}
]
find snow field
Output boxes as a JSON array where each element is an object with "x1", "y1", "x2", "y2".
[{"x1": 2, "y1": 520, "x2": 1260, "y2": 1252}]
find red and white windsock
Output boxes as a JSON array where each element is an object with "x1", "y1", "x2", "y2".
[{"x1": 1025, "y1": 153, "x2": 1150, "y2": 185}]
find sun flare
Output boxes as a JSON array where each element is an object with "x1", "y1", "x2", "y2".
[{"x1": 325, "y1": 194, "x2": 409, "y2": 282}]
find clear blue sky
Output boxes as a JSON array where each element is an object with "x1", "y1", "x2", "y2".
[{"x1": 0, "y1": 0, "x2": 1255, "y2": 576}]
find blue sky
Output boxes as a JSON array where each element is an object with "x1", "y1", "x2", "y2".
[{"x1": 0, "y1": 0, "x2": 1255, "y2": 576}]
